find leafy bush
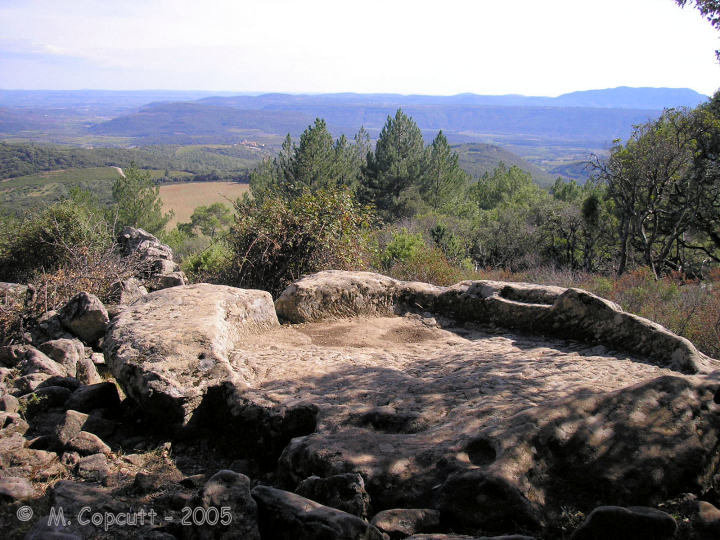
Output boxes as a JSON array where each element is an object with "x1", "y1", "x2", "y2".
[
  {"x1": 224, "y1": 187, "x2": 374, "y2": 297},
  {"x1": 182, "y1": 241, "x2": 232, "y2": 282},
  {"x1": 386, "y1": 244, "x2": 471, "y2": 286},
  {"x1": 0, "y1": 195, "x2": 112, "y2": 282},
  {"x1": 379, "y1": 229, "x2": 426, "y2": 269}
]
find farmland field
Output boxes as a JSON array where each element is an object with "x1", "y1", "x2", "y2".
[{"x1": 159, "y1": 181, "x2": 250, "y2": 227}]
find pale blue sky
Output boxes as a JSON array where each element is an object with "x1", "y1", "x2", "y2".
[{"x1": 0, "y1": 0, "x2": 718, "y2": 96}]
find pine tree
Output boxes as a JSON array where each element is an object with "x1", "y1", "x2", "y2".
[
  {"x1": 361, "y1": 109, "x2": 425, "y2": 220},
  {"x1": 111, "y1": 166, "x2": 172, "y2": 235},
  {"x1": 249, "y1": 119, "x2": 362, "y2": 201},
  {"x1": 420, "y1": 130, "x2": 469, "y2": 211}
]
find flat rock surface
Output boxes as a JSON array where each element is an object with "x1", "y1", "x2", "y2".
[{"x1": 234, "y1": 315, "x2": 679, "y2": 435}]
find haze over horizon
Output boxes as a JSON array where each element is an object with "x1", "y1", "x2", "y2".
[{"x1": 0, "y1": 0, "x2": 718, "y2": 97}]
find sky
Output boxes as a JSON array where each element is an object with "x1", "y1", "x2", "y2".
[{"x1": 0, "y1": 0, "x2": 718, "y2": 97}]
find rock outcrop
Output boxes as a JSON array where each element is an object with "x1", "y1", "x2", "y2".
[
  {"x1": 104, "y1": 283, "x2": 280, "y2": 430},
  {"x1": 276, "y1": 270, "x2": 712, "y2": 374},
  {"x1": 3, "y1": 270, "x2": 720, "y2": 539},
  {"x1": 116, "y1": 227, "x2": 186, "y2": 292}
]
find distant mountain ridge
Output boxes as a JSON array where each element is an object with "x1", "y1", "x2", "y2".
[
  {"x1": 0, "y1": 86, "x2": 708, "y2": 111},
  {"x1": 197, "y1": 86, "x2": 709, "y2": 111}
]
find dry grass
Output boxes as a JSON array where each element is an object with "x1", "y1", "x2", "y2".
[{"x1": 159, "y1": 181, "x2": 250, "y2": 228}]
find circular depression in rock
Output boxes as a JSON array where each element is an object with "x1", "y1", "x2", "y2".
[{"x1": 465, "y1": 437, "x2": 497, "y2": 466}]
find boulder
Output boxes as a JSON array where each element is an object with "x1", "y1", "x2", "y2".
[
  {"x1": 104, "y1": 284, "x2": 280, "y2": 431},
  {"x1": 0, "y1": 394, "x2": 19, "y2": 413},
  {"x1": 147, "y1": 271, "x2": 187, "y2": 291},
  {"x1": 58, "y1": 292, "x2": 109, "y2": 346},
  {"x1": 0, "y1": 476, "x2": 35, "y2": 501},
  {"x1": 23, "y1": 517, "x2": 83, "y2": 540},
  {"x1": 66, "y1": 431, "x2": 111, "y2": 456},
  {"x1": 693, "y1": 500, "x2": 720, "y2": 539},
  {"x1": 39, "y1": 338, "x2": 85, "y2": 377},
  {"x1": 76, "y1": 453, "x2": 110, "y2": 483},
  {"x1": 275, "y1": 270, "x2": 711, "y2": 374},
  {"x1": 65, "y1": 382, "x2": 121, "y2": 413},
  {"x1": 296, "y1": 473, "x2": 372, "y2": 519},
  {"x1": 19, "y1": 386, "x2": 72, "y2": 415},
  {"x1": 570, "y1": 506, "x2": 677, "y2": 539},
  {"x1": 109, "y1": 277, "x2": 148, "y2": 305},
  {"x1": 371, "y1": 508, "x2": 441, "y2": 538},
  {"x1": 33, "y1": 309, "x2": 71, "y2": 342},
  {"x1": 189, "y1": 470, "x2": 261, "y2": 540},
  {"x1": 4, "y1": 345, "x2": 66, "y2": 377},
  {"x1": 251, "y1": 485, "x2": 385, "y2": 540},
  {"x1": 117, "y1": 226, "x2": 174, "y2": 264},
  {"x1": 75, "y1": 357, "x2": 103, "y2": 385},
  {"x1": 51, "y1": 480, "x2": 115, "y2": 515}
]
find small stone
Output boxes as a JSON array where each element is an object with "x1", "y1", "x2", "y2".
[
  {"x1": 65, "y1": 382, "x2": 121, "y2": 413},
  {"x1": 0, "y1": 394, "x2": 19, "y2": 412},
  {"x1": 694, "y1": 500, "x2": 720, "y2": 539},
  {"x1": 296, "y1": 473, "x2": 372, "y2": 518},
  {"x1": 0, "y1": 476, "x2": 35, "y2": 501},
  {"x1": 75, "y1": 357, "x2": 103, "y2": 385},
  {"x1": 371, "y1": 508, "x2": 442, "y2": 538},
  {"x1": 66, "y1": 431, "x2": 111, "y2": 456},
  {"x1": 571, "y1": 505, "x2": 677, "y2": 540},
  {"x1": 13, "y1": 373, "x2": 52, "y2": 395},
  {"x1": 58, "y1": 292, "x2": 109, "y2": 346},
  {"x1": 39, "y1": 339, "x2": 85, "y2": 378},
  {"x1": 77, "y1": 453, "x2": 109, "y2": 483},
  {"x1": 252, "y1": 484, "x2": 385, "y2": 540},
  {"x1": 196, "y1": 470, "x2": 260, "y2": 540},
  {"x1": 19, "y1": 386, "x2": 72, "y2": 416}
]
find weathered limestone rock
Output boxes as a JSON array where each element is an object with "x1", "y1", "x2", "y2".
[
  {"x1": 268, "y1": 276, "x2": 720, "y2": 532},
  {"x1": 39, "y1": 338, "x2": 84, "y2": 377},
  {"x1": 276, "y1": 270, "x2": 711, "y2": 374},
  {"x1": 371, "y1": 508, "x2": 441, "y2": 538},
  {"x1": 65, "y1": 382, "x2": 121, "y2": 413},
  {"x1": 104, "y1": 284, "x2": 279, "y2": 430},
  {"x1": 147, "y1": 271, "x2": 187, "y2": 291},
  {"x1": 693, "y1": 500, "x2": 720, "y2": 539},
  {"x1": 2, "y1": 345, "x2": 66, "y2": 377},
  {"x1": 117, "y1": 226, "x2": 174, "y2": 264},
  {"x1": 66, "y1": 431, "x2": 111, "y2": 456},
  {"x1": 109, "y1": 277, "x2": 148, "y2": 305},
  {"x1": 0, "y1": 394, "x2": 19, "y2": 413},
  {"x1": 75, "y1": 356, "x2": 102, "y2": 385},
  {"x1": 77, "y1": 452, "x2": 109, "y2": 483},
  {"x1": 58, "y1": 292, "x2": 109, "y2": 346},
  {"x1": 0, "y1": 476, "x2": 35, "y2": 501},
  {"x1": 189, "y1": 470, "x2": 261, "y2": 540},
  {"x1": 570, "y1": 505, "x2": 677, "y2": 539},
  {"x1": 275, "y1": 271, "x2": 399, "y2": 322},
  {"x1": 251, "y1": 485, "x2": 385, "y2": 540},
  {"x1": 296, "y1": 473, "x2": 371, "y2": 519}
]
